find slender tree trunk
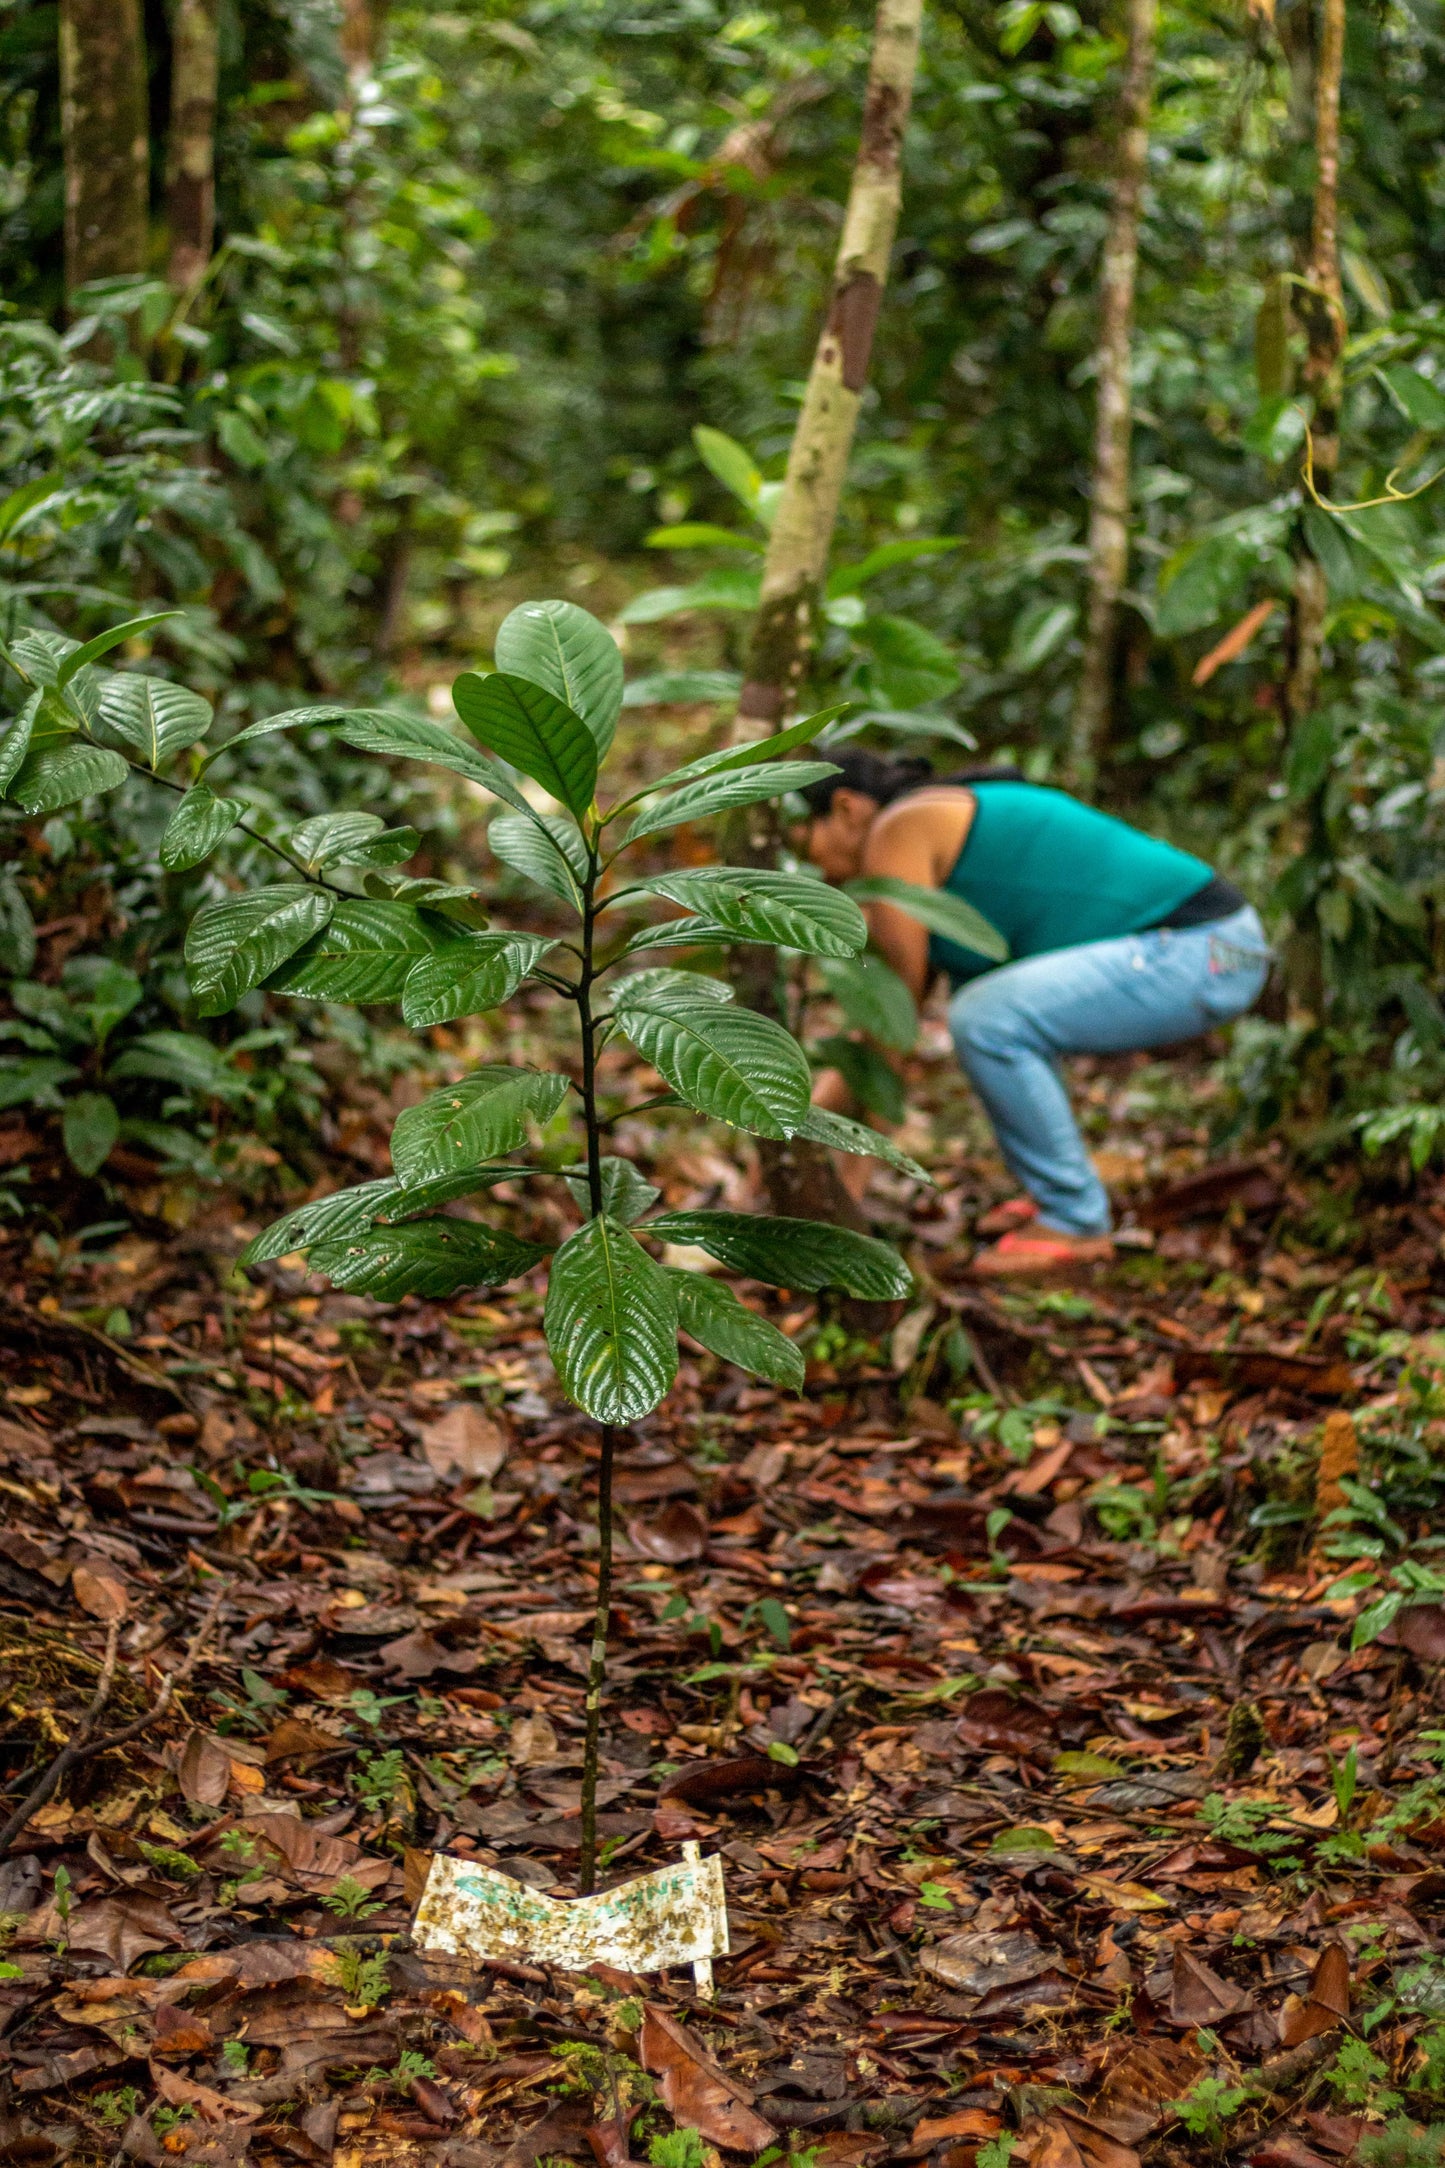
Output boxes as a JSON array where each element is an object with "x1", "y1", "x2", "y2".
[
  {"x1": 1068, "y1": 0, "x2": 1157, "y2": 789},
  {"x1": 59, "y1": 0, "x2": 150, "y2": 302},
  {"x1": 733, "y1": 0, "x2": 924, "y2": 739},
  {"x1": 165, "y1": 0, "x2": 219, "y2": 292}
]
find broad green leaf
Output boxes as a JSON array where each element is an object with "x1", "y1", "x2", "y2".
[
  {"x1": 618, "y1": 966, "x2": 733, "y2": 1007},
  {"x1": 0, "y1": 870, "x2": 36, "y2": 977},
  {"x1": 620, "y1": 916, "x2": 736, "y2": 956},
  {"x1": 1004, "y1": 600, "x2": 1077, "y2": 674},
  {"x1": 362, "y1": 872, "x2": 490, "y2": 928},
  {"x1": 67, "y1": 958, "x2": 141, "y2": 1042},
  {"x1": 846, "y1": 874, "x2": 1009, "y2": 963},
  {"x1": 267, "y1": 900, "x2": 440, "y2": 1002},
  {"x1": 827, "y1": 537, "x2": 960, "y2": 598},
  {"x1": 402, "y1": 931, "x2": 557, "y2": 1027},
  {"x1": 215, "y1": 704, "x2": 407, "y2": 757},
  {"x1": 1352, "y1": 1589, "x2": 1404, "y2": 1650},
  {"x1": 635, "y1": 869, "x2": 866, "y2": 958},
  {"x1": 493, "y1": 599, "x2": 624, "y2": 759},
  {"x1": 621, "y1": 670, "x2": 743, "y2": 709},
  {"x1": 1377, "y1": 363, "x2": 1445, "y2": 430},
  {"x1": 185, "y1": 885, "x2": 334, "y2": 1017},
  {"x1": 330, "y1": 711, "x2": 538, "y2": 815},
  {"x1": 287, "y1": 811, "x2": 418, "y2": 870},
  {"x1": 797, "y1": 1104, "x2": 934, "y2": 1184},
  {"x1": 622, "y1": 759, "x2": 839, "y2": 846},
  {"x1": 639, "y1": 708, "x2": 851, "y2": 796},
  {"x1": 391, "y1": 1066, "x2": 571, "y2": 1184},
  {"x1": 559, "y1": 1154, "x2": 661, "y2": 1224},
  {"x1": 109, "y1": 1030, "x2": 249, "y2": 1100},
  {"x1": 693, "y1": 425, "x2": 763, "y2": 514},
  {"x1": 645, "y1": 524, "x2": 761, "y2": 552},
  {"x1": 544, "y1": 1214, "x2": 679, "y2": 1424},
  {"x1": 63, "y1": 1090, "x2": 119, "y2": 1176},
  {"x1": 645, "y1": 1209, "x2": 912, "y2": 1299},
  {"x1": 613, "y1": 990, "x2": 811, "y2": 1138},
  {"x1": 2, "y1": 629, "x2": 75, "y2": 688},
  {"x1": 0, "y1": 1055, "x2": 78, "y2": 1111},
  {"x1": 56, "y1": 612, "x2": 179, "y2": 686},
  {"x1": 96, "y1": 674, "x2": 212, "y2": 767},
  {"x1": 617, "y1": 567, "x2": 761, "y2": 624},
  {"x1": 8, "y1": 741, "x2": 130, "y2": 813},
  {"x1": 855, "y1": 615, "x2": 961, "y2": 707},
  {"x1": 242, "y1": 1172, "x2": 512, "y2": 1266},
  {"x1": 0, "y1": 473, "x2": 62, "y2": 549},
  {"x1": 311, "y1": 1218, "x2": 548, "y2": 1302},
  {"x1": 819, "y1": 952, "x2": 918, "y2": 1050},
  {"x1": 452, "y1": 671, "x2": 598, "y2": 817},
  {"x1": 668, "y1": 1269, "x2": 804, "y2": 1390},
  {"x1": 159, "y1": 785, "x2": 244, "y2": 871},
  {"x1": 487, "y1": 810, "x2": 586, "y2": 908},
  {"x1": 0, "y1": 691, "x2": 40, "y2": 794}
]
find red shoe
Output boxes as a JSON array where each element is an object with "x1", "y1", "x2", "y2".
[
  {"x1": 972, "y1": 1228, "x2": 1115, "y2": 1278},
  {"x1": 977, "y1": 1196, "x2": 1038, "y2": 1238}
]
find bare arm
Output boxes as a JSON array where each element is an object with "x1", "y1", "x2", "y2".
[{"x1": 860, "y1": 789, "x2": 975, "y2": 1003}]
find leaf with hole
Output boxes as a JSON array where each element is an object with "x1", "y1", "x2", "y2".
[
  {"x1": 493, "y1": 599, "x2": 624, "y2": 759},
  {"x1": 96, "y1": 675, "x2": 212, "y2": 767},
  {"x1": 622, "y1": 760, "x2": 838, "y2": 846},
  {"x1": 452, "y1": 672, "x2": 598, "y2": 818},
  {"x1": 668, "y1": 1271, "x2": 804, "y2": 1390},
  {"x1": 635, "y1": 869, "x2": 865, "y2": 958},
  {"x1": 847, "y1": 875, "x2": 1009, "y2": 963},
  {"x1": 185, "y1": 885, "x2": 335, "y2": 1016},
  {"x1": 487, "y1": 810, "x2": 585, "y2": 909},
  {"x1": 266, "y1": 900, "x2": 440, "y2": 1003},
  {"x1": 544, "y1": 1214, "x2": 679, "y2": 1424},
  {"x1": 402, "y1": 932, "x2": 557, "y2": 1027},
  {"x1": 612, "y1": 989, "x2": 811, "y2": 1138},
  {"x1": 311, "y1": 1219, "x2": 548, "y2": 1302},
  {"x1": 8, "y1": 740, "x2": 130, "y2": 813},
  {"x1": 391, "y1": 1067, "x2": 571, "y2": 1184},
  {"x1": 159, "y1": 785, "x2": 244, "y2": 871},
  {"x1": 645, "y1": 1210, "x2": 912, "y2": 1299},
  {"x1": 796, "y1": 1105, "x2": 934, "y2": 1184}
]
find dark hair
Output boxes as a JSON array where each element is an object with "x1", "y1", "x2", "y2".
[{"x1": 796, "y1": 746, "x2": 1027, "y2": 818}]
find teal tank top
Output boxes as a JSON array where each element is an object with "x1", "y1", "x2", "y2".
[{"x1": 928, "y1": 782, "x2": 1213, "y2": 985}]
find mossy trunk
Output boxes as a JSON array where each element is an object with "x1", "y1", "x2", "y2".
[
  {"x1": 165, "y1": 0, "x2": 219, "y2": 292},
  {"x1": 59, "y1": 0, "x2": 149, "y2": 302}
]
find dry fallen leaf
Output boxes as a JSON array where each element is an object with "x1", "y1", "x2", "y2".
[
  {"x1": 422, "y1": 1403, "x2": 509, "y2": 1482},
  {"x1": 71, "y1": 1561, "x2": 129, "y2": 1620}
]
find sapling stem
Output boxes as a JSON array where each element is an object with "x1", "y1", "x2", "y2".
[{"x1": 578, "y1": 1421, "x2": 616, "y2": 1896}]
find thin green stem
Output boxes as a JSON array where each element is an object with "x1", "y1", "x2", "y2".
[
  {"x1": 577, "y1": 1422, "x2": 615, "y2": 1896},
  {"x1": 120, "y1": 757, "x2": 352, "y2": 895}
]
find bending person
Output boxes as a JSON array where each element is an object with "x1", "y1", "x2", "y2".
[{"x1": 797, "y1": 752, "x2": 1271, "y2": 1276}]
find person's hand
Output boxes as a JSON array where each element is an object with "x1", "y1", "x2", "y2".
[{"x1": 811, "y1": 1066, "x2": 854, "y2": 1114}]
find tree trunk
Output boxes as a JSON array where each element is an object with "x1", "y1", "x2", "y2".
[
  {"x1": 165, "y1": 0, "x2": 219, "y2": 292},
  {"x1": 1068, "y1": 0, "x2": 1157, "y2": 789},
  {"x1": 59, "y1": 0, "x2": 150, "y2": 301},
  {"x1": 733, "y1": 0, "x2": 924, "y2": 739}
]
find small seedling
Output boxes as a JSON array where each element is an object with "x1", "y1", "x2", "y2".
[
  {"x1": 1168, "y1": 2077, "x2": 1255, "y2": 2147},
  {"x1": 976, "y1": 2138, "x2": 1018, "y2": 2168},
  {"x1": 321, "y1": 1874, "x2": 385, "y2": 1921},
  {"x1": 94, "y1": 2087, "x2": 143, "y2": 2129},
  {"x1": 649, "y1": 2134, "x2": 709, "y2": 2168},
  {"x1": 1327, "y1": 2037, "x2": 1403, "y2": 2113},
  {"x1": 220, "y1": 2039, "x2": 249, "y2": 2076},
  {"x1": 325, "y1": 1938, "x2": 390, "y2": 2010}
]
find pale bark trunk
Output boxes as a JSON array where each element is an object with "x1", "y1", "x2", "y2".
[
  {"x1": 734, "y1": 0, "x2": 924, "y2": 738},
  {"x1": 165, "y1": 0, "x2": 219, "y2": 292},
  {"x1": 1068, "y1": 0, "x2": 1157, "y2": 788},
  {"x1": 59, "y1": 0, "x2": 149, "y2": 301}
]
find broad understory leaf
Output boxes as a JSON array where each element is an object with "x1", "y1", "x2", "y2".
[
  {"x1": 330, "y1": 711, "x2": 540, "y2": 817},
  {"x1": 812, "y1": 1034, "x2": 907, "y2": 1124},
  {"x1": 54, "y1": 612, "x2": 179, "y2": 686},
  {"x1": 109, "y1": 1030, "x2": 249, "y2": 1100},
  {"x1": 846, "y1": 874, "x2": 1009, "y2": 963},
  {"x1": 287, "y1": 811, "x2": 418, "y2": 871},
  {"x1": 9, "y1": 740, "x2": 130, "y2": 813},
  {"x1": 818, "y1": 952, "x2": 918, "y2": 1051},
  {"x1": 559, "y1": 1154, "x2": 661, "y2": 1224},
  {"x1": 636, "y1": 868, "x2": 866, "y2": 958},
  {"x1": 651, "y1": 704, "x2": 853, "y2": 791},
  {"x1": 796, "y1": 1103, "x2": 935, "y2": 1184},
  {"x1": 242, "y1": 1170, "x2": 519, "y2": 1266},
  {"x1": 310, "y1": 1218, "x2": 548, "y2": 1301},
  {"x1": 668, "y1": 1269, "x2": 805, "y2": 1390},
  {"x1": 452, "y1": 671, "x2": 598, "y2": 818},
  {"x1": 266, "y1": 900, "x2": 440, "y2": 1003},
  {"x1": 493, "y1": 599, "x2": 624, "y2": 760},
  {"x1": 487, "y1": 809, "x2": 586, "y2": 910},
  {"x1": 96, "y1": 674, "x2": 212, "y2": 767},
  {"x1": 62, "y1": 1089, "x2": 119, "y2": 1176},
  {"x1": 0, "y1": 1055, "x2": 79, "y2": 1110},
  {"x1": 390, "y1": 1067, "x2": 571, "y2": 1185},
  {"x1": 621, "y1": 759, "x2": 840, "y2": 845},
  {"x1": 644, "y1": 1209, "x2": 912, "y2": 1299},
  {"x1": 612, "y1": 988, "x2": 811, "y2": 1138},
  {"x1": 401, "y1": 931, "x2": 558, "y2": 1028},
  {"x1": 544, "y1": 1214, "x2": 679, "y2": 1424},
  {"x1": 210, "y1": 703, "x2": 402, "y2": 757},
  {"x1": 617, "y1": 966, "x2": 734, "y2": 1008},
  {"x1": 185, "y1": 885, "x2": 335, "y2": 1017},
  {"x1": 159, "y1": 785, "x2": 245, "y2": 871},
  {"x1": 0, "y1": 691, "x2": 40, "y2": 794}
]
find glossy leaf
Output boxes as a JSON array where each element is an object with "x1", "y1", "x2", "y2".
[
  {"x1": 216, "y1": 704, "x2": 412, "y2": 756},
  {"x1": 62, "y1": 1090, "x2": 119, "y2": 1176},
  {"x1": 544, "y1": 1213, "x2": 679, "y2": 1424},
  {"x1": 242, "y1": 1170, "x2": 516, "y2": 1266},
  {"x1": 96, "y1": 674, "x2": 212, "y2": 767},
  {"x1": 493, "y1": 599, "x2": 624, "y2": 759},
  {"x1": 645, "y1": 1209, "x2": 912, "y2": 1299},
  {"x1": 452, "y1": 671, "x2": 598, "y2": 817},
  {"x1": 847, "y1": 874, "x2": 1009, "y2": 963},
  {"x1": 487, "y1": 809, "x2": 586, "y2": 909},
  {"x1": 390, "y1": 1066, "x2": 571, "y2": 1184},
  {"x1": 311, "y1": 1218, "x2": 547, "y2": 1301},
  {"x1": 619, "y1": 966, "x2": 733, "y2": 1008},
  {"x1": 287, "y1": 811, "x2": 419, "y2": 870},
  {"x1": 330, "y1": 711, "x2": 538, "y2": 815},
  {"x1": 402, "y1": 931, "x2": 558, "y2": 1027},
  {"x1": 797, "y1": 1104, "x2": 934, "y2": 1184},
  {"x1": 612, "y1": 988, "x2": 811, "y2": 1138},
  {"x1": 0, "y1": 691, "x2": 40, "y2": 795},
  {"x1": 185, "y1": 885, "x2": 335, "y2": 1017},
  {"x1": 668, "y1": 1270, "x2": 805, "y2": 1390},
  {"x1": 818, "y1": 951, "x2": 918, "y2": 1050},
  {"x1": 651, "y1": 704, "x2": 852, "y2": 792},
  {"x1": 55, "y1": 612, "x2": 179, "y2": 685},
  {"x1": 8, "y1": 741, "x2": 129, "y2": 813},
  {"x1": 636, "y1": 868, "x2": 866, "y2": 957},
  {"x1": 559, "y1": 1154, "x2": 660, "y2": 1223},
  {"x1": 617, "y1": 567, "x2": 761, "y2": 624},
  {"x1": 159, "y1": 785, "x2": 245, "y2": 871},
  {"x1": 267, "y1": 900, "x2": 439, "y2": 1002},
  {"x1": 621, "y1": 759, "x2": 839, "y2": 845}
]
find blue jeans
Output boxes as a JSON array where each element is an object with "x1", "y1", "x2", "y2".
[{"x1": 946, "y1": 904, "x2": 1271, "y2": 1236}]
